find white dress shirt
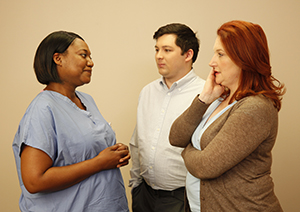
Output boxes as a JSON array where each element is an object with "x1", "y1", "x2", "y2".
[{"x1": 130, "y1": 69, "x2": 205, "y2": 191}]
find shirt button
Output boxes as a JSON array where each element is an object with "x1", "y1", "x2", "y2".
[
  {"x1": 149, "y1": 166, "x2": 153, "y2": 169},
  {"x1": 152, "y1": 147, "x2": 155, "y2": 150}
]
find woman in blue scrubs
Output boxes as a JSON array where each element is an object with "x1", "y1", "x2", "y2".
[{"x1": 12, "y1": 31, "x2": 130, "y2": 212}]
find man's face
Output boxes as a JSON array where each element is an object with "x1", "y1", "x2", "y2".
[{"x1": 155, "y1": 34, "x2": 189, "y2": 86}]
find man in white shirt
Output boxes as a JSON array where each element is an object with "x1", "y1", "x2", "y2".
[{"x1": 129, "y1": 23, "x2": 205, "y2": 212}]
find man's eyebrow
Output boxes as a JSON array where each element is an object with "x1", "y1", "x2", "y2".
[{"x1": 155, "y1": 45, "x2": 173, "y2": 48}]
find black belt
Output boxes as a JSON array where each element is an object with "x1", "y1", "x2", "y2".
[
  {"x1": 143, "y1": 179, "x2": 184, "y2": 198},
  {"x1": 153, "y1": 187, "x2": 185, "y2": 198}
]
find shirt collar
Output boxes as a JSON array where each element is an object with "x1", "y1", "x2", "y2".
[{"x1": 159, "y1": 69, "x2": 197, "y2": 91}]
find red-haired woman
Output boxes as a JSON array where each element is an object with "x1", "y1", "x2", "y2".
[{"x1": 169, "y1": 20, "x2": 285, "y2": 212}]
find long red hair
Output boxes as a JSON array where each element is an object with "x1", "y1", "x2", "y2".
[{"x1": 217, "y1": 20, "x2": 285, "y2": 111}]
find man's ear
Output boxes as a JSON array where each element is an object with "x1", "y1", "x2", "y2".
[
  {"x1": 185, "y1": 49, "x2": 194, "y2": 62},
  {"x1": 53, "y1": 53, "x2": 62, "y2": 66}
]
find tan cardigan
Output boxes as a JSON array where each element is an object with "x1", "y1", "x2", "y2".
[{"x1": 169, "y1": 95, "x2": 283, "y2": 212}]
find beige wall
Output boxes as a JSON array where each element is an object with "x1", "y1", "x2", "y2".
[{"x1": 1, "y1": 0, "x2": 299, "y2": 211}]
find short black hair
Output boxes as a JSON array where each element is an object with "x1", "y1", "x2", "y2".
[
  {"x1": 33, "y1": 31, "x2": 84, "y2": 85},
  {"x1": 153, "y1": 23, "x2": 200, "y2": 63}
]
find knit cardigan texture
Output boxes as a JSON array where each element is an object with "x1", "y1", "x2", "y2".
[{"x1": 169, "y1": 95, "x2": 283, "y2": 212}]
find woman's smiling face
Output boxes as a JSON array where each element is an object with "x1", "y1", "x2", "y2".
[{"x1": 56, "y1": 38, "x2": 94, "y2": 88}]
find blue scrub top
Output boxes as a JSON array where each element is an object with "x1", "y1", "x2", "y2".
[{"x1": 13, "y1": 90, "x2": 129, "y2": 212}]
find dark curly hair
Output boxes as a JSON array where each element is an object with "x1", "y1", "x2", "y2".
[{"x1": 153, "y1": 23, "x2": 200, "y2": 63}]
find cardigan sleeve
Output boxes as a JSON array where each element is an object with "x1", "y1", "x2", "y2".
[
  {"x1": 169, "y1": 95, "x2": 210, "y2": 147},
  {"x1": 182, "y1": 96, "x2": 277, "y2": 179}
]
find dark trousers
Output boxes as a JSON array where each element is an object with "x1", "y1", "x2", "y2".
[{"x1": 132, "y1": 179, "x2": 184, "y2": 212}]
